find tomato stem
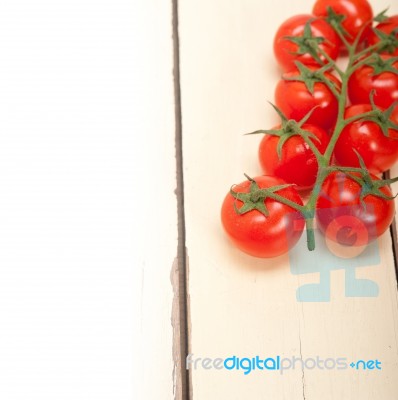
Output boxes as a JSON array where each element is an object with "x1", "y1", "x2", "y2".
[
  {"x1": 255, "y1": 189, "x2": 305, "y2": 213},
  {"x1": 298, "y1": 21, "x2": 398, "y2": 250},
  {"x1": 305, "y1": 217, "x2": 316, "y2": 251}
]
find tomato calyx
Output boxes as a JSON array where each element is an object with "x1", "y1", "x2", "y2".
[
  {"x1": 247, "y1": 102, "x2": 322, "y2": 159},
  {"x1": 283, "y1": 20, "x2": 326, "y2": 64},
  {"x1": 341, "y1": 172, "x2": 398, "y2": 203},
  {"x1": 341, "y1": 91, "x2": 398, "y2": 137},
  {"x1": 374, "y1": 9, "x2": 389, "y2": 23},
  {"x1": 324, "y1": 6, "x2": 350, "y2": 41},
  {"x1": 284, "y1": 62, "x2": 326, "y2": 94},
  {"x1": 230, "y1": 175, "x2": 302, "y2": 217},
  {"x1": 332, "y1": 153, "x2": 398, "y2": 204},
  {"x1": 372, "y1": 27, "x2": 398, "y2": 54},
  {"x1": 284, "y1": 62, "x2": 340, "y2": 97},
  {"x1": 360, "y1": 54, "x2": 398, "y2": 75},
  {"x1": 360, "y1": 93, "x2": 398, "y2": 137}
]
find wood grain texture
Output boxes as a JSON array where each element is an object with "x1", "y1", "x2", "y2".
[
  {"x1": 129, "y1": 0, "x2": 178, "y2": 398},
  {"x1": 179, "y1": 0, "x2": 398, "y2": 398},
  {"x1": 0, "y1": 0, "x2": 178, "y2": 399}
]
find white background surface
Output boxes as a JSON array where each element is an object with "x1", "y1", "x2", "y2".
[{"x1": 0, "y1": 0, "x2": 176, "y2": 399}]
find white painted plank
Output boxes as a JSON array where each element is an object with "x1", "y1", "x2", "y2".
[
  {"x1": 180, "y1": 0, "x2": 398, "y2": 398},
  {"x1": 0, "y1": 1, "x2": 177, "y2": 399}
]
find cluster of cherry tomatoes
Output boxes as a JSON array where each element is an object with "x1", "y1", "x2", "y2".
[{"x1": 221, "y1": 0, "x2": 398, "y2": 258}]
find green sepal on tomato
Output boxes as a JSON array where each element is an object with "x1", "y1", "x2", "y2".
[
  {"x1": 333, "y1": 103, "x2": 398, "y2": 173},
  {"x1": 221, "y1": 176, "x2": 305, "y2": 258},
  {"x1": 316, "y1": 171, "x2": 395, "y2": 246},
  {"x1": 312, "y1": 0, "x2": 373, "y2": 47},
  {"x1": 348, "y1": 55, "x2": 398, "y2": 109},
  {"x1": 258, "y1": 123, "x2": 329, "y2": 190},
  {"x1": 365, "y1": 15, "x2": 398, "y2": 56},
  {"x1": 275, "y1": 65, "x2": 341, "y2": 132},
  {"x1": 273, "y1": 14, "x2": 340, "y2": 72}
]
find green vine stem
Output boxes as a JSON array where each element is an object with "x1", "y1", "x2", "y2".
[{"x1": 302, "y1": 17, "x2": 398, "y2": 250}]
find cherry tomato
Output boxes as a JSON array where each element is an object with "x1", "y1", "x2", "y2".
[
  {"x1": 348, "y1": 56, "x2": 398, "y2": 109},
  {"x1": 258, "y1": 124, "x2": 329, "y2": 190},
  {"x1": 365, "y1": 15, "x2": 398, "y2": 56},
  {"x1": 273, "y1": 14, "x2": 340, "y2": 72},
  {"x1": 316, "y1": 172, "x2": 395, "y2": 246},
  {"x1": 313, "y1": 0, "x2": 373, "y2": 46},
  {"x1": 274, "y1": 68, "x2": 341, "y2": 132},
  {"x1": 333, "y1": 104, "x2": 398, "y2": 174},
  {"x1": 221, "y1": 176, "x2": 304, "y2": 258}
]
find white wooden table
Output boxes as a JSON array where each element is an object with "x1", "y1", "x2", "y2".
[
  {"x1": 178, "y1": 0, "x2": 398, "y2": 399},
  {"x1": 0, "y1": 0, "x2": 397, "y2": 399}
]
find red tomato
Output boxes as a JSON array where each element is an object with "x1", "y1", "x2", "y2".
[
  {"x1": 274, "y1": 69, "x2": 340, "y2": 132},
  {"x1": 258, "y1": 124, "x2": 329, "y2": 190},
  {"x1": 221, "y1": 176, "x2": 304, "y2": 258},
  {"x1": 316, "y1": 172, "x2": 395, "y2": 246},
  {"x1": 333, "y1": 104, "x2": 398, "y2": 173},
  {"x1": 365, "y1": 15, "x2": 398, "y2": 56},
  {"x1": 348, "y1": 56, "x2": 398, "y2": 109},
  {"x1": 273, "y1": 14, "x2": 340, "y2": 72},
  {"x1": 313, "y1": 0, "x2": 373, "y2": 45}
]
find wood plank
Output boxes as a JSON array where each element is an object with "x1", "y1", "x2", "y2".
[
  {"x1": 180, "y1": 0, "x2": 398, "y2": 398},
  {"x1": 0, "y1": 1, "x2": 178, "y2": 399}
]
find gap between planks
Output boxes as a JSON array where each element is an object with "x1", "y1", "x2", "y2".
[
  {"x1": 171, "y1": 0, "x2": 191, "y2": 399},
  {"x1": 385, "y1": 170, "x2": 398, "y2": 286}
]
